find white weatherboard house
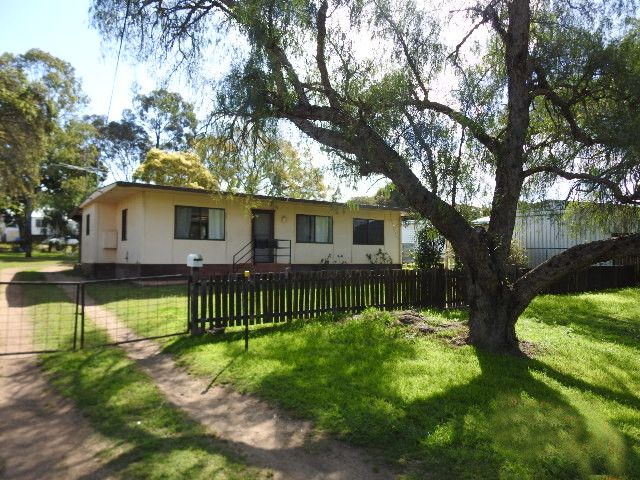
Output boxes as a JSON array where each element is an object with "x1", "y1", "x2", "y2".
[{"x1": 79, "y1": 182, "x2": 404, "y2": 277}]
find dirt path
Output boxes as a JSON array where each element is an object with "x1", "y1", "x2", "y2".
[
  {"x1": 45, "y1": 268, "x2": 396, "y2": 480},
  {"x1": 0, "y1": 266, "x2": 111, "y2": 480}
]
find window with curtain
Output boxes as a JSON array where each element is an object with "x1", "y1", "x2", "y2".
[
  {"x1": 353, "y1": 218, "x2": 384, "y2": 245},
  {"x1": 296, "y1": 214, "x2": 333, "y2": 243},
  {"x1": 174, "y1": 206, "x2": 225, "y2": 240}
]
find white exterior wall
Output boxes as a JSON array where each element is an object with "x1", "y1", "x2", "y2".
[
  {"x1": 81, "y1": 188, "x2": 403, "y2": 267},
  {"x1": 81, "y1": 202, "x2": 117, "y2": 264}
]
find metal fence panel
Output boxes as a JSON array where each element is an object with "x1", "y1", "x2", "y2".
[{"x1": 0, "y1": 275, "x2": 189, "y2": 355}]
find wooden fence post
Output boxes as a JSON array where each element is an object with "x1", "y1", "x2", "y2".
[
  {"x1": 189, "y1": 278, "x2": 201, "y2": 336},
  {"x1": 243, "y1": 271, "x2": 250, "y2": 351}
]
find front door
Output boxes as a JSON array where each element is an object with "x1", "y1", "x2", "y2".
[{"x1": 252, "y1": 210, "x2": 275, "y2": 263}]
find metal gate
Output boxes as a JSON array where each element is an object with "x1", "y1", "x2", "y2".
[{"x1": 0, "y1": 275, "x2": 189, "y2": 355}]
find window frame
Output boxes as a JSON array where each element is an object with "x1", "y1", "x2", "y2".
[
  {"x1": 352, "y1": 218, "x2": 384, "y2": 245},
  {"x1": 173, "y1": 205, "x2": 226, "y2": 241},
  {"x1": 295, "y1": 214, "x2": 333, "y2": 244}
]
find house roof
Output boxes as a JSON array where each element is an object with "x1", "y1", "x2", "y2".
[{"x1": 79, "y1": 181, "x2": 406, "y2": 212}]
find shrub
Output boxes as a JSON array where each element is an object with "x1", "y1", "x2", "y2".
[{"x1": 414, "y1": 225, "x2": 444, "y2": 270}]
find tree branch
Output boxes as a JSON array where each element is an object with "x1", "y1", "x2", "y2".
[
  {"x1": 411, "y1": 99, "x2": 503, "y2": 156},
  {"x1": 404, "y1": 110, "x2": 438, "y2": 192},
  {"x1": 513, "y1": 233, "x2": 640, "y2": 314},
  {"x1": 522, "y1": 165, "x2": 640, "y2": 204},
  {"x1": 315, "y1": 0, "x2": 342, "y2": 108},
  {"x1": 530, "y1": 60, "x2": 596, "y2": 146},
  {"x1": 375, "y1": 0, "x2": 429, "y2": 99}
]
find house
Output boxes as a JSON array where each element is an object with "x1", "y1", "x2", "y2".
[{"x1": 78, "y1": 182, "x2": 404, "y2": 277}]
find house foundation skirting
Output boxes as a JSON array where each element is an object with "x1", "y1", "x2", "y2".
[{"x1": 80, "y1": 263, "x2": 402, "y2": 278}]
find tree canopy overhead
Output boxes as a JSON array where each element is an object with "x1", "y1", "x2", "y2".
[{"x1": 91, "y1": 0, "x2": 640, "y2": 352}]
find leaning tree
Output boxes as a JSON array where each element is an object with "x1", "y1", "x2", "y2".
[{"x1": 91, "y1": 0, "x2": 640, "y2": 352}]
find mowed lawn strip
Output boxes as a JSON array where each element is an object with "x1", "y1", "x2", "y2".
[
  {"x1": 158, "y1": 288, "x2": 640, "y2": 480},
  {"x1": 10, "y1": 271, "x2": 78, "y2": 351},
  {"x1": 0, "y1": 250, "x2": 77, "y2": 273},
  {"x1": 85, "y1": 281, "x2": 188, "y2": 339},
  {"x1": 15, "y1": 272, "x2": 265, "y2": 479}
]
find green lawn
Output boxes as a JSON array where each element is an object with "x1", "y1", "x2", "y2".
[
  {"x1": 10, "y1": 271, "x2": 79, "y2": 351},
  {"x1": 84, "y1": 282, "x2": 188, "y2": 340},
  {"x1": 156, "y1": 288, "x2": 640, "y2": 480},
  {"x1": 0, "y1": 250, "x2": 77, "y2": 273}
]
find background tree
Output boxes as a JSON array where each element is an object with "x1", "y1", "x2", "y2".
[
  {"x1": 197, "y1": 135, "x2": 327, "y2": 199},
  {"x1": 92, "y1": 0, "x2": 640, "y2": 352},
  {"x1": 90, "y1": 111, "x2": 150, "y2": 181},
  {"x1": 133, "y1": 148, "x2": 218, "y2": 189},
  {"x1": 133, "y1": 88, "x2": 197, "y2": 151},
  {"x1": 0, "y1": 49, "x2": 85, "y2": 256},
  {"x1": 40, "y1": 119, "x2": 102, "y2": 217}
]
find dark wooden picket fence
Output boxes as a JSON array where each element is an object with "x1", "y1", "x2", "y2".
[
  {"x1": 189, "y1": 264, "x2": 639, "y2": 334},
  {"x1": 540, "y1": 265, "x2": 638, "y2": 294},
  {"x1": 189, "y1": 268, "x2": 465, "y2": 332}
]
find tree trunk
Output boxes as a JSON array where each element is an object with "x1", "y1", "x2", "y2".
[{"x1": 466, "y1": 277, "x2": 519, "y2": 353}]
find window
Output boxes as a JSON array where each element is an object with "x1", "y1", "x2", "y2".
[
  {"x1": 353, "y1": 218, "x2": 384, "y2": 245},
  {"x1": 174, "y1": 206, "x2": 225, "y2": 240},
  {"x1": 296, "y1": 215, "x2": 333, "y2": 243},
  {"x1": 35, "y1": 219, "x2": 43, "y2": 228},
  {"x1": 85, "y1": 214, "x2": 90, "y2": 236},
  {"x1": 121, "y1": 209, "x2": 128, "y2": 241}
]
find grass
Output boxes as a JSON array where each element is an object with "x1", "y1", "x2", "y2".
[
  {"x1": 0, "y1": 250, "x2": 77, "y2": 273},
  {"x1": 84, "y1": 282, "x2": 188, "y2": 340},
  {"x1": 155, "y1": 288, "x2": 640, "y2": 480},
  {"x1": 10, "y1": 271, "x2": 78, "y2": 351},
  {"x1": 7, "y1": 251, "x2": 638, "y2": 478}
]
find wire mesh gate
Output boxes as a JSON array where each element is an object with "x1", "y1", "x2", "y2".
[{"x1": 0, "y1": 275, "x2": 190, "y2": 355}]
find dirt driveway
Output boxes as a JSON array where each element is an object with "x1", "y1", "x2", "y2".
[{"x1": 0, "y1": 267, "x2": 110, "y2": 479}]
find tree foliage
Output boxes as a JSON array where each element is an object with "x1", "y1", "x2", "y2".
[
  {"x1": 133, "y1": 148, "x2": 217, "y2": 189},
  {"x1": 414, "y1": 225, "x2": 444, "y2": 270},
  {"x1": 133, "y1": 88, "x2": 198, "y2": 150},
  {"x1": 90, "y1": 111, "x2": 150, "y2": 181},
  {"x1": 196, "y1": 135, "x2": 327, "y2": 199},
  {"x1": 41, "y1": 118, "x2": 101, "y2": 216},
  {"x1": 0, "y1": 49, "x2": 87, "y2": 255},
  {"x1": 91, "y1": 0, "x2": 640, "y2": 352}
]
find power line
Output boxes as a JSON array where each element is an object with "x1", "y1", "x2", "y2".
[{"x1": 106, "y1": 0, "x2": 131, "y2": 121}]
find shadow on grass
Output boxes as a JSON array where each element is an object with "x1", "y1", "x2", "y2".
[
  {"x1": 163, "y1": 309, "x2": 640, "y2": 480},
  {"x1": 5, "y1": 271, "x2": 79, "y2": 309}
]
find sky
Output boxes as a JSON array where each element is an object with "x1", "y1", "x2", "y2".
[
  {"x1": 0, "y1": 0, "x2": 571, "y2": 204},
  {"x1": 0, "y1": 0, "x2": 382, "y2": 200}
]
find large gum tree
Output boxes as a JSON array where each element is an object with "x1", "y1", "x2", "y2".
[{"x1": 91, "y1": 0, "x2": 640, "y2": 352}]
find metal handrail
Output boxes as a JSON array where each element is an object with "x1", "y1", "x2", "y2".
[
  {"x1": 232, "y1": 238, "x2": 292, "y2": 272},
  {"x1": 232, "y1": 240, "x2": 254, "y2": 272}
]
